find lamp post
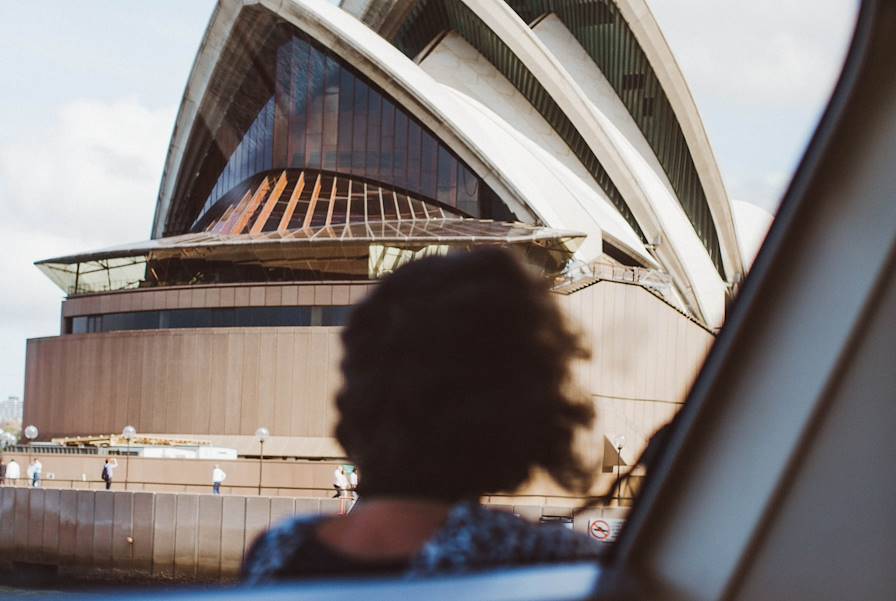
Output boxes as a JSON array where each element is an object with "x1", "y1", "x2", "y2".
[
  {"x1": 122, "y1": 425, "x2": 136, "y2": 490},
  {"x1": 613, "y1": 435, "x2": 625, "y2": 507},
  {"x1": 255, "y1": 427, "x2": 269, "y2": 496},
  {"x1": 23, "y1": 425, "x2": 38, "y2": 488}
]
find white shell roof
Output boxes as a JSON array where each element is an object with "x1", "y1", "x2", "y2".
[{"x1": 153, "y1": 0, "x2": 741, "y2": 327}]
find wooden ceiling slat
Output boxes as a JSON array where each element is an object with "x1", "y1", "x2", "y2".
[
  {"x1": 213, "y1": 188, "x2": 253, "y2": 233},
  {"x1": 345, "y1": 180, "x2": 353, "y2": 225},
  {"x1": 392, "y1": 190, "x2": 402, "y2": 221},
  {"x1": 229, "y1": 177, "x2": 271, "y2": 234},
  {"x1": 324, "y1": 176, "x2": 338, "y2": 226},
  {"x1": 301, "y1": 174, "x2": 323, "y2": 230},
  {"x1": 249, "y1": 171, "x2": 288, "y2": 234},
  {"x1": 407, "y1": 195, "x2": 418, "y2": 220},
  {"x1": 362, "y1": 183, "x2": 369, "y2": 225},
  {"x1": 202, "y1": 169, "x2": 470, "y2": 236},
  {"x1": 277, "y1": 171, "x2": 306, "y2": 232}
]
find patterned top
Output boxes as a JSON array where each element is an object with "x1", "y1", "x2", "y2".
[{"x1": 242, "y1": 500, "x2": 603, "y2": 583}]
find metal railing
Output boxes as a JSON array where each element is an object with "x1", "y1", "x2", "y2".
[
  {"x1": 3, "y1": 444, "x2": 99, "y2": 455},
  {"x1": 0, "y1": 478, "x2": 631, "y2": 508},
  {"x1": 553, "y1": 259, "x2": 675, "y2": 301},
  {"x1": 0, "y1": 478, "x2": 333, "y2": 494}
]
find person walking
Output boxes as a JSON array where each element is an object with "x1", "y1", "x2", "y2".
[
  {"x1": 0, "y1": 460, "x2": 6, "y2": 486},
  {"x1": 31, "y1": 458, "x2": 42, "y2": 488},
  {"x1": 212, "y1": 464, "x2": 227, "y2": 495},
  {"x1": 332, "y1": 465, "x2": 349, "y2": 498},
  {"x1": 101, "y1": 458, "x2": 118, "y2": 490},
  {"x1": 348, "y1": 468, "x2": 359, "y2": 499},
  {"x1": 5, "y1": 459, "x2": 19, "y2": 486}
]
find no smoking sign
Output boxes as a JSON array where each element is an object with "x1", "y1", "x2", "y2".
[
  {"x1": 588, "y1": 518, "x2": 625, "y2": 542},
  {"x1": 589, "y1": 519, "x2": 612, "y2": 541}
]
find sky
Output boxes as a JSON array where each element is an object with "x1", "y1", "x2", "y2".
[{"x1": 0, "y1": 0, "x2": 859, "y2": 401}]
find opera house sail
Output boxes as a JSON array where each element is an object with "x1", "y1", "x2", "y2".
[{"x1": 25, "y1": 0, "x2": 740, "y2": 500}]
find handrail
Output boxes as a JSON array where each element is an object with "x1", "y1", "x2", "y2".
[{"x1": 0, "y1": 478, "x2": 633, "y2": 506}]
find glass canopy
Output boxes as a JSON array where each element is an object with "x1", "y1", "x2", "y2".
[{"x1": 37, "y1": 218, "x2": 584, "y2": 296}]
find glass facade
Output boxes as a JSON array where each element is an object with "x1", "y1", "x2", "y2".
[
  {"x1": 67, "y1": 305, "x2": 352, "y2": 335},
  {"x1": 177, "y1": 18, "x2": 509, "y2": 233},
  {"x1": 203, "y1": 98, "x2": 276, "y2": 217},
  {"x1": 195, "y1": 169, "x2": 467, "y2": 234},
  {"x1": 38, "y1": 218, "x2": 580, "y2": 295}
]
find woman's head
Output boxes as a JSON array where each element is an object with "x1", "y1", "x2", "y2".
[{"x1": 335, "y1": 248, "x2": 595, "y2": 501}]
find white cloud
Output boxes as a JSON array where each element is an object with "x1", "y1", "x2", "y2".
[
  {"x1": 1, "y1": 98, "x2": 173, "y2": 245},
  {"x1": 649, "y1": 0, "x2": 859, "y2": 107},
  {"x1": 0, "y1": 98, "x2": 174, "y2": 399},
  {"x1": 648, "y1": 0, "x2": 859, "y2": 216}
]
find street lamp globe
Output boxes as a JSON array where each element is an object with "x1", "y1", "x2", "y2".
[
  {"x1": 122, "y1": 425, "x2": 137, "y2": 441},
  {"x1": 24, "y1": 425, "x2": 39, "y2": 441},
  {"x1": 613, "y1": 435, "x2": 626, "y2": 450},
  {"x1": 255, "y1": 427, "x2": 270, "y2": 443}
]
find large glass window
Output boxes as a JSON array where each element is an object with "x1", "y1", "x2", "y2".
[
  {"x1": 203, "y1": 97, "x2": 276, "y2": 216},
  {"x1": 65, "y1": 305, "x2": 349, "y2": 335},
  {"x1": 185, "y1": 24, "x2": 508, "y2": 231}
]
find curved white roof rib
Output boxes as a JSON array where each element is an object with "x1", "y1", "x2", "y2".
[
  {"x1": 419, "y1": 32, "x2": 651, "y2": 265},
  {"x1": 529, "y1": 14, "x2": 727, "y2": 325},
  {"x1": 615, "y1": 0, "x2": 744, "y2": 282},
  {"x1": 461, "y1": 0, "x2": 726, "y2": 326},
  {"x1": 152, "y1": 0, "x2": 241, "y2": 239},
  {"x1": 442, "y1": 84, "x2": 653, "y2": 265}
]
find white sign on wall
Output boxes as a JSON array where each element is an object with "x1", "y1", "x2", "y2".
[{"x1": 588, "y1": 518, "x2": 626, "y2": 542}]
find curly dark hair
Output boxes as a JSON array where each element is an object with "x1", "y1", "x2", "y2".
[{"x1": 335, "y1": 247, "x2": 595, "y2": 501}]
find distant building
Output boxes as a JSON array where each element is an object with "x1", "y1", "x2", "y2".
[
  {"x1": 0, "y1": 396, "x2": 23, "y2": 422},
  {"x1": 23, "y1": 0, "x2": 737, "y2": 501}
]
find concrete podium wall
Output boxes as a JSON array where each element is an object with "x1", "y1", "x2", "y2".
[
  {"x1": 0, "y1": 488, "x2": 627, "y2": 582},
  {"x1": 23, "y1": 279, "x2": 713, "y2": 471},
  {"x1": 0, "y1": 487, "x2": 344, "y2": 581}
]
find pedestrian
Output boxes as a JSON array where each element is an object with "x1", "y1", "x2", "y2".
[
  {"x1": 212, "y1": 464, "x2": 226, "y2": 495},
  {"x1": 5, "y1": 459, "x2": 19, "y2": 485},
  {"x1": 101, "y1": 458, "x2": 118, "y2": 490},
  {"x1": 332, "y1": 465, "x2": 349, "y2": 498},
  {"x1": 31, "y1": 458, "x2": 42, "y2": 488},
  {"x1": 26, "y1": 460, "x2": 34, "y2": 486},
  {"x1": 348, "y1": 467, "x2": 359, "y2": 499},
  {"x1": 0, "y1": 460, "x2": 6, "y2": 486}
]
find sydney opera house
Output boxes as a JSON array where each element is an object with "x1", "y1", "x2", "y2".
[{"x1": 24, "y1": 0, "x2": 755, "y2": 497}]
